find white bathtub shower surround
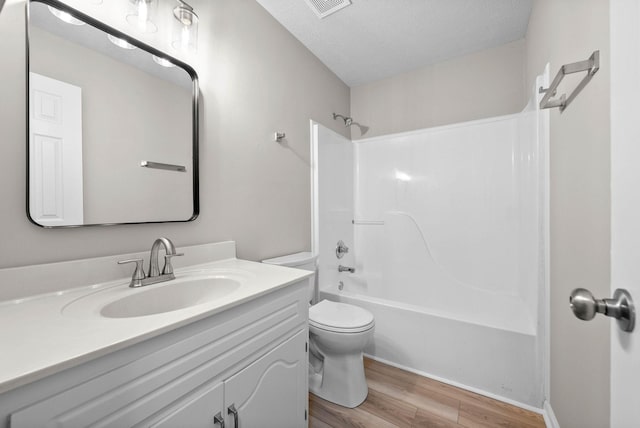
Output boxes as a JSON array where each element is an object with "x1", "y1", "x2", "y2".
[
  {"x1": 354, "y1": 113, "x2": 542, "y2": 405},
  {"x1": 313, "y1": 75, "x2": 547, "y2": 407},
  {"x1": 352, "y1": 112, "x2": 540, "y2": 335},
  {"x1": 311, "y1": 122, "x2": 355, "y2": 290}
]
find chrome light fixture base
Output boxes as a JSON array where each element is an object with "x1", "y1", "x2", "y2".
[{"x1": 173, "y1": 0, "x2": 197, "y2": 25}]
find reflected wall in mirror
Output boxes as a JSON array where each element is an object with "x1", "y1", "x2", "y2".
[{"x1": 27, "y1": 0, "x2": 199, "y2": 227}]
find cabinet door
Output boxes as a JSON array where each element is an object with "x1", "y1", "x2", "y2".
[
  {"x1": 148, "y1": 381, "x2": 224, "y2": 428},
  {"x1": 224, "y1": 330, "x2": 307, "y2": 428}
]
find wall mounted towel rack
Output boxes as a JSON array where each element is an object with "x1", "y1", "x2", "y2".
[
  {"x1": 352, "y1": 219, "x2": 384, "y2": 226},
  {"x1": 140, "y1": 161, "x2": 186, "y2": 172},
  {"x1": 539, "y1": 50, "x2": 599, "y2": 112}
]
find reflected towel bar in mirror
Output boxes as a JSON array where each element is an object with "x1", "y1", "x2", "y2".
[{"x1": 140, "y1": 161, "x2": 187, "y2": 172}]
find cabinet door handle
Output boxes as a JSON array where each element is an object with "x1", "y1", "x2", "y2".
[
  {"x1": 227, "y1": 404, "x2": 239, "y2": 428},
  {"x1": 214, "y1": 411, "x2": 225, "y2": 427}
]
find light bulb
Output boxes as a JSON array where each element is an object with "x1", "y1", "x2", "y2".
[
  {"x1": 107, "y1": 34, "x2": 137, "y2": 50},
  {"x1": 181, "y1": 25, "x2": 189, "y2": 50},
  {"x1": 48, "y1": 6, "x2": 85, "y2": 25},
  {"x1": 126, "y1": 0, "x2": 157, "y2": 33},
  {"x1": 152, "y1": 55, "x2": 175, "y2": 68},
  {"x1": 137, "y1": 1, "x2": 147, "y2": 30}
]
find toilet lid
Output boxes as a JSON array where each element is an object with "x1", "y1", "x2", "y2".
[{"x1": 309, "y1": 300, "x2": 374, "y2": 333}]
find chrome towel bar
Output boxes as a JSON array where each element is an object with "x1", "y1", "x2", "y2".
[
  {"x1": 140, "y1": 161, "x2": 186, "y2": 172},
  {"x1": 539, "y1": 50, "x2": 600, "y2": 113},
  {"x1": 352, "y1": 219, "x2": 384, "y2": 226}
]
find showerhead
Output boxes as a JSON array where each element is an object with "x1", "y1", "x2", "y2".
[
  {"x1": 332, "y1": 112, "x2": 354, "y2": 127},
  {"x1": 332, "y1": 112, "x2": 369, "y2": 136}
]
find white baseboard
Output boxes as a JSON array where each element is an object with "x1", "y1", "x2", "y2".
[{"x1": 543, "y1": 400, "x2": 560, "y2": 428}]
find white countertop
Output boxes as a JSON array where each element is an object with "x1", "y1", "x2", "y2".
[{"x1": 0, "y1": 257, "x2": 311, "y2": 395}]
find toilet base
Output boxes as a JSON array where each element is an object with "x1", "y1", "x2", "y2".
[{"x1": 308, "y1": 351, "x2": 369, "y2": 408}]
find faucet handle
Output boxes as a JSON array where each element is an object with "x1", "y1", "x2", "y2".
[
  {"x1": 118, "y1": 258, "x2": 146, "y2": 287},
  {"x1": 162, "y1": 253, "x2": 184, "y2": 275}
]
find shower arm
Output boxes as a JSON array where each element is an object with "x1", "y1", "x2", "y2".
[{"x1": 332, "y1": 112, "x2": 353, "y2": 127}]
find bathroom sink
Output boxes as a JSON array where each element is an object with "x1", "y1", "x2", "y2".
[
  {"x1": 100, "y1": 276, "x2": 242, "y2": 318},
  {"x1": 62, "y1": 273, "x2": 245, "y2": 319}
]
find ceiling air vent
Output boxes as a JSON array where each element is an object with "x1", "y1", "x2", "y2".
[{"x1": 304, "y1": 0, "x2": 352, "y2": 19}]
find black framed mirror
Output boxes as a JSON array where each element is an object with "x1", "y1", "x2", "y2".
[{"x1": 27, "y1": 0, "x2": 199, "y2": 227}]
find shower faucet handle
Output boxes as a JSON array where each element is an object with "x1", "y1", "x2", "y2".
[{"x1": 336, "y1": 240, "x2": 349, "y2": 259}]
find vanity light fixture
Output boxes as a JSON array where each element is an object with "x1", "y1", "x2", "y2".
[
  {"x1": 127, "y1": 0, "x2": 158, "y2": 34},
  {"x1": 107, "y1": 34, "x2": 137, "y2": 50},
  {"x1": 172, "y1": 0, "x2": 198, "y2": 54},
  {"x1": 48, "y1": 5, "x2": 85, "y2": 25},
  {"x1": 152, "y1": 55, "x2": 175, "y2": 68}
]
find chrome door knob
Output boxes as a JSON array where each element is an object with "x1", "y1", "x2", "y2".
[
  {"x1": 569, "y1": 288, "x2": 600, "y2": 320},
  {"x1": 569, "y1": 288, "x2": 635, "y2": 332}
]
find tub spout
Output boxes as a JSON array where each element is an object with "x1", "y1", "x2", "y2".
[{"x1": 338, "y1": 265, "x2": 355, "y2": 273}]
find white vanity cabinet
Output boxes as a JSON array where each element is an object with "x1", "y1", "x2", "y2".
[
  {"x1": 150, "y1": 380, "x2": 225, "y2": 427},
  {"x1": 223, "y1": 330, "x2": 307, "y2": 427},
  {"x1": 1, "y1": 280, "x2": 309, "y2": 428},
  {"x1": 150, "y1": 330, "x2": 307, "y2": 428}
]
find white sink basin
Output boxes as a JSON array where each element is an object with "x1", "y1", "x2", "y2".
[
  {"x1": 62, "y1": 272, "x2": 247, "y2": 319},
  {"x1": 100, "y1": 277, "x2": 241, "y2": 318}
]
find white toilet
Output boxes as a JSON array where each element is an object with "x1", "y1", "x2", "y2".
[{"x1": 262, "y1": 252, "x2": 375, "y2": 408}]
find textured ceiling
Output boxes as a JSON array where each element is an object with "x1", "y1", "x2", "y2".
[{"x1": 255, "y1": 0, "x2": 532, "y2": 87}]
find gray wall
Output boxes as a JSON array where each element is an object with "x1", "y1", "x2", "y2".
[
  {"x1": 350, "y1": 39, "x2": 526, "y2": 139},
  {"x1": 0, "y1": 0, "x2": 350, "y2": 268},
  {"x1": 526, "y1": 0, "x2": 611, "y2": 427}
]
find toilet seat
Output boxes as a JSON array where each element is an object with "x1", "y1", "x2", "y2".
[{"x1": 309, "y1": 299, "x2": 374, "y2": 333}]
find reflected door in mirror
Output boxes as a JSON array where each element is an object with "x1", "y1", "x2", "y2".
[{"x1": 29, "y1": 72, "x2": 84, "y2": 226}]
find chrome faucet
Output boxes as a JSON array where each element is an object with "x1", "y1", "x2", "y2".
[
  {"x1": 118, "y1": 237, "x2": 183, "y2": 287},
  {"x1": 148, "y1": 237, "x2": 180, "y2": 277},
  {"x1": 338, "y1": 265, "x2": 355, "y2": 273}
]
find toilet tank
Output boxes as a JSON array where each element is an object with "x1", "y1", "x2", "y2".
[{"x1": 262, "y1": 252, "x2": 318, "y2": 302}]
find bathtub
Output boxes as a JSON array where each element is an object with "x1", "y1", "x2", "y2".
[{"x1": 321, "y1": 284, "x2": 542, "y2": 408}]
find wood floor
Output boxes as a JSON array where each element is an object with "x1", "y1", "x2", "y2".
[{"x1": 309, "y1": 358, "x2": 546, "y2": 428}]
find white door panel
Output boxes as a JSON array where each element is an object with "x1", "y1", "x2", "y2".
[
  {"x1": 610, "y1": 1, "x2": 640, "y2": 426},
  {"x1": 29, "y1": 72, "x2": 83, "y2": 226}
]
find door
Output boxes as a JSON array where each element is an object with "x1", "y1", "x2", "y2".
[
  {"x1": 610, "y1": 1, "x2": 640, "y2": 426},
  {"x1": 29, "y1": 72, "x2": 84, "y2": 226},
  {"x1": 223, "y1": 330, "x2": 308, "y2": 428}
]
